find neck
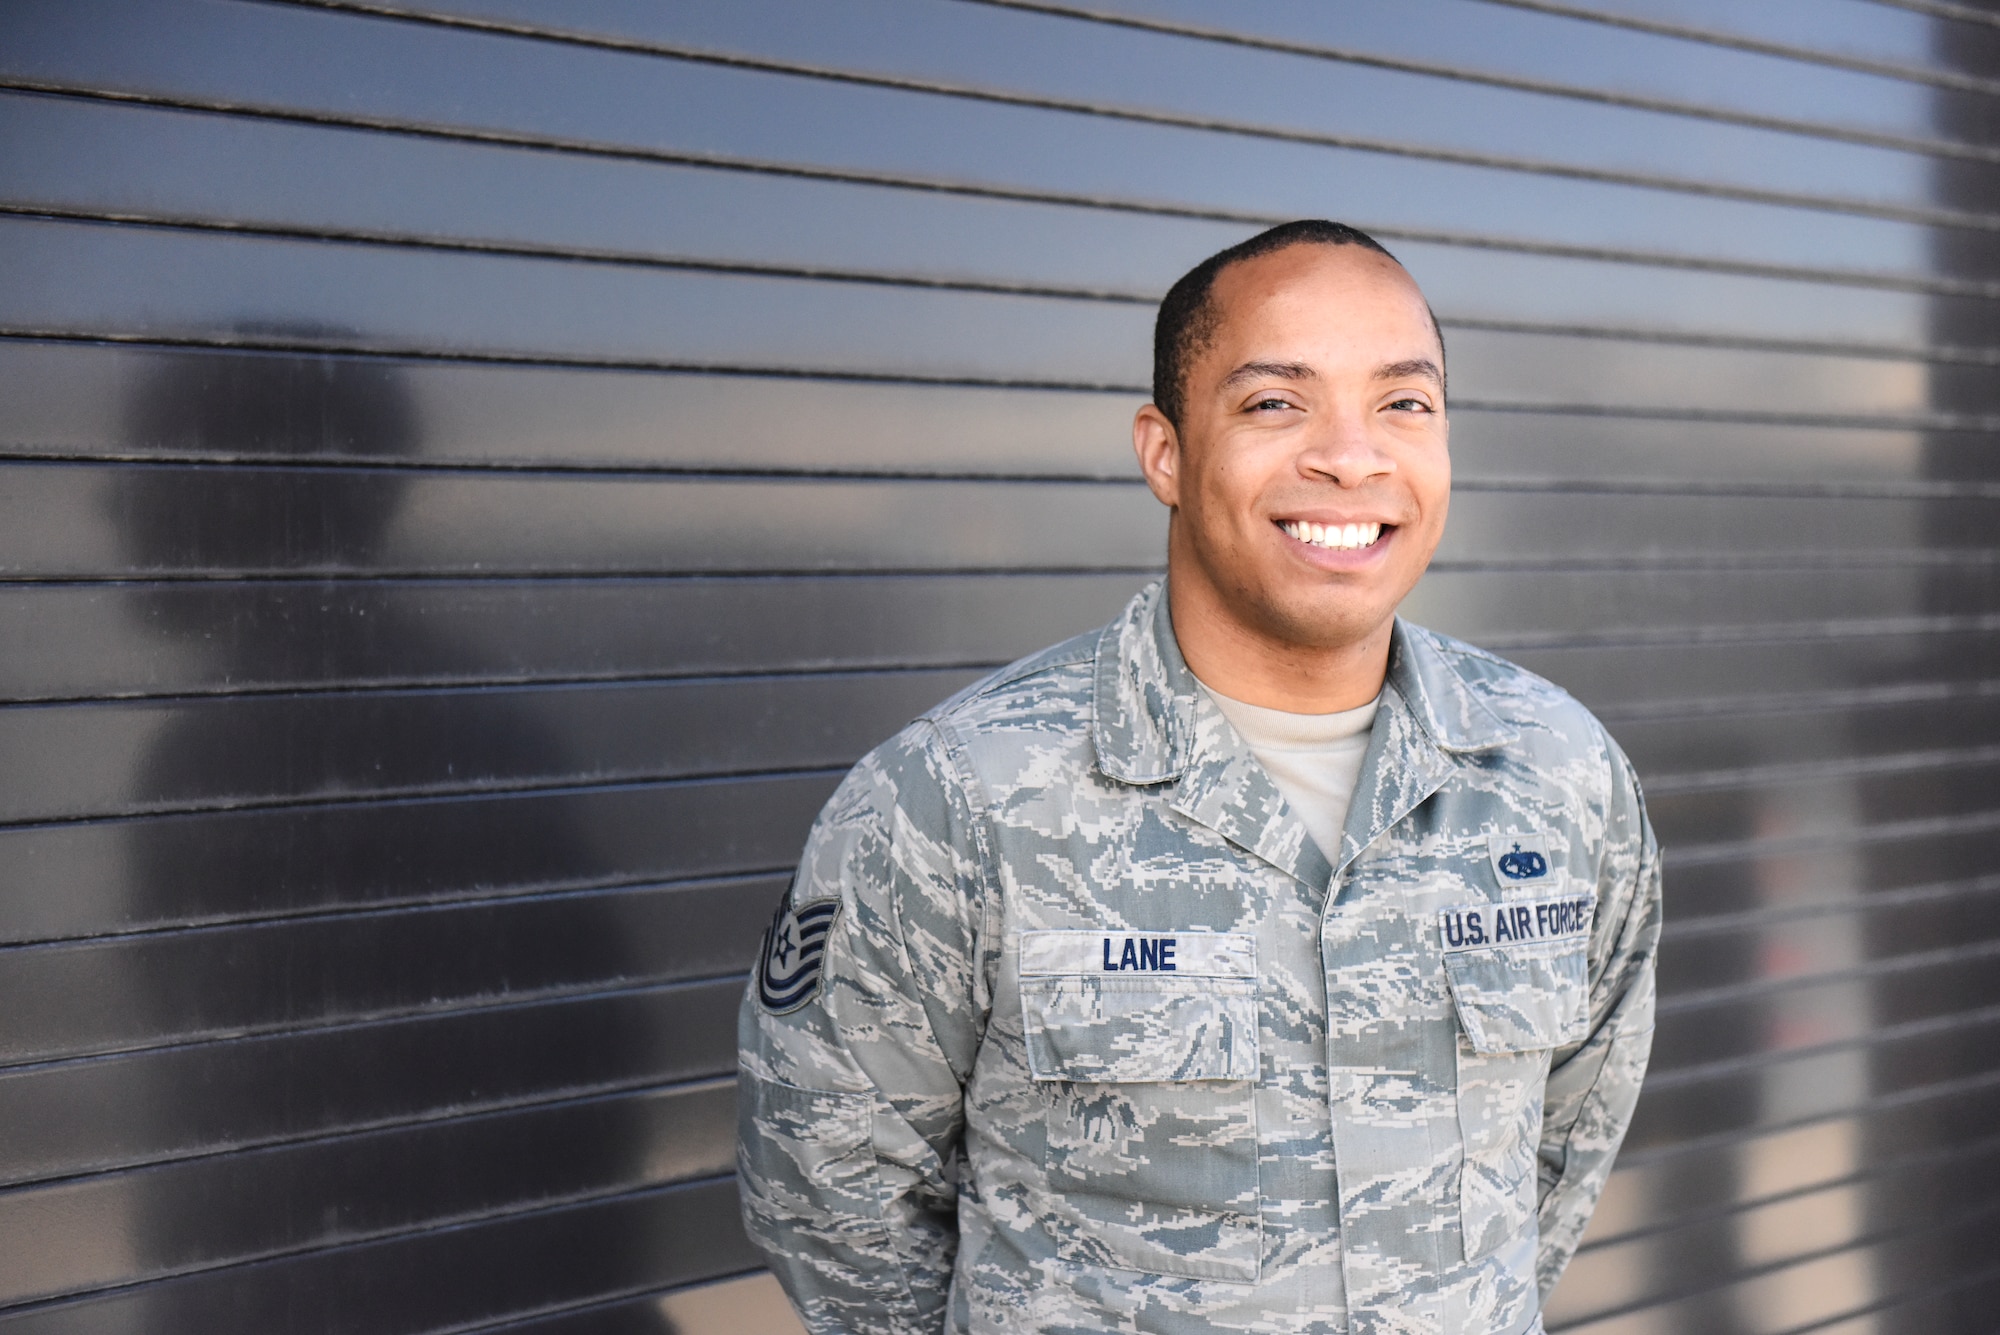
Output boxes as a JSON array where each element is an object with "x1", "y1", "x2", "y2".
[{"x1": 1167, "y1": 573, "x2": 1393, "y2": 715}]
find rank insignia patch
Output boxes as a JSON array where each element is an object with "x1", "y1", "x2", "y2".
[{"x1": 757, "y1": 888, "x2": 840, "y2": 1015}]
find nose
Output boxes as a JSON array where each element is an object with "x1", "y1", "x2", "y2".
[{"x1": 1295, "y1": 407, "x2": 1394, "y2": 488}]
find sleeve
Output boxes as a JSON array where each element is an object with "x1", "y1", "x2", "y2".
[
  {"x1": 1534, "y1": 732, "x2": 1663, "y2": 1297},
  {"x1": 737, "y1": 719, "x2": 991, "y2": 1335}
]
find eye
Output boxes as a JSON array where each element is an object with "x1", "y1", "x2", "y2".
[
  {"x1": 1249, "y1": 396, "x2": 1295, "y2": 412},
  {"x1": 1385, "y1": 396, "x2": 1432, "y2": 413}
]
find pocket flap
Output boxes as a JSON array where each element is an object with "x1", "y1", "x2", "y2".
[
  {"x1": 1440, "y1": 895, "x2": 1592, "y2": 1053},
  {"x1": 1022, "y1": 974, "x2": 1259, "y2": 1082}
]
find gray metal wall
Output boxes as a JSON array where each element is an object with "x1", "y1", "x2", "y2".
[{"x1": 0, "y1": 1, "x2": 1996, "y2": 1331}]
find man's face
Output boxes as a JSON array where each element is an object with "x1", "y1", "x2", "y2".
[{"x1": 1136, "y1": 243, "x2": 1452, "y2": 654}]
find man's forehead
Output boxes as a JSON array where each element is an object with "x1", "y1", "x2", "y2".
[
  {"x1": 1203, "y1": 245, "x2": 1436, "y2": 349},
  {"x1": 1216, "y1": 240, "x2": 1418, "y2": 295}
]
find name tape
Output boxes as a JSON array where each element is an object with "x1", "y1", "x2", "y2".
[
  {"x1": 1440, "y1": 894, "x2": 1593, "y2": 954},
  {"x1": 1018, "y1": 930, "x2": 1257, "y2": 978}
]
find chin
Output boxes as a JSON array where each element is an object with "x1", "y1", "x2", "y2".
[{"x1": 1242, "y1": 585, "x2": 1390, "y2": 652}]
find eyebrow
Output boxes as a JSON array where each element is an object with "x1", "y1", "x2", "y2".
[
  {"x1": 1217, "y1": 357, "x2": 1444, "y2": 393},
  {"x1": 1375, "y1": 357, "x2": 1444, "y2": 387},
  {"x1": 1218, "y1": 360, "x2": 1317, "y2": 391}
]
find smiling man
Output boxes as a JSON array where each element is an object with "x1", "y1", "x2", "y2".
[{"x1": 739, "y1": 220, "x2": 1661, "y2": 1335}]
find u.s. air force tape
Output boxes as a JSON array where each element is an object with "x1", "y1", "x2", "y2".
[
  {"x1": 757, "y1": 889, "x2": 840, "y2": 1014},
  {"x1": 1439, "y1": 893, "x2": 1593, "y2": 953},
  {"x1": 1018, "y1": 930, "x2": 1257, "y2": 978}
]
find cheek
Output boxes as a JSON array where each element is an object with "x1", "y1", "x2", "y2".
[
  {"x1": 1429, "y1": 482, "x2": 1452, "y2": 531},
  {"x1": 1191, "y1": 457, "x2": 1265, "y2": 527},
  {"x1": 1210, "y1": 441, "x2": 1295, "y2": 511},
  {"x1": 1412, "y1": 449, "x2": 1452, "y2": 525}
]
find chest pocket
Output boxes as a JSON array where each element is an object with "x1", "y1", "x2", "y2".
[
  {"x1": 1018, "y1": 931, "x2": 1261, "y2": 1282},
  {"x1": 1440, "y1": 894, "x2": 1593, "y2": 1261}
]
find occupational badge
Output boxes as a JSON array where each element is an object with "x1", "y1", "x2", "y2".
[{"x1": 1487, "y1": 830, "x2": 1557, "y2": 886}]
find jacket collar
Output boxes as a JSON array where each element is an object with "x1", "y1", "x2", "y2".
[{"x1": 1091, "y1": 581, "x2": 1518, "y2": 884}]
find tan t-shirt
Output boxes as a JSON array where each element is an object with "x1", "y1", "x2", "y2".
[{"x1": 1200, "y1": 684, "x2": 1379, "y2": 862}]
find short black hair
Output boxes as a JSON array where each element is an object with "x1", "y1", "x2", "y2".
[{"x1": 1150, "y1": 219, "x2": 1444, "y2": 429}]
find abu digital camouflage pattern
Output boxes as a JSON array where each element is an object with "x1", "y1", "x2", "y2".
[{"x1": 738, "y1": 582, "x2": 1660, "y2": 1334}]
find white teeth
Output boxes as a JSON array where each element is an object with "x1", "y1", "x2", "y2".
[{"x1": 1283, "y1": 520, "x2": 1383, "y2": 551}]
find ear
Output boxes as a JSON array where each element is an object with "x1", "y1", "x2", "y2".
[{"x1": 1132, "y1": 403, "x2": 1182, "y2": 508}]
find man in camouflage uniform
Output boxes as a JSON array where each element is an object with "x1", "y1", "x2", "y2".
[{"x1": 739, "y1": 220, "x2": 1661, "y2": 1334}]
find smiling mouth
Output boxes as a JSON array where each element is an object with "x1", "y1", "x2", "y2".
[{"x1": 1279, "y1": 519, "x2": 1386, "y2": 551}]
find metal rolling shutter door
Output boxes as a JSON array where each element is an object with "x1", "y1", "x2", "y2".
[{"x1": 0, "y1": 1, "x2": 1995, "y2": 1330}]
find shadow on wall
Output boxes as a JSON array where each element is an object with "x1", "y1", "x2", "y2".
[{"x1": 87, "y1": 335, "x2": 679, "y2": 1311}]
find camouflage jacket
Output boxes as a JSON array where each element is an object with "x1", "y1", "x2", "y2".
[{"x1": 739, "y1": 581, "x2": 1661, "y2": 1335}]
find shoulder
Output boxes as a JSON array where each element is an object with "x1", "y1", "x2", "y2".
[
  {"x1": 1408, "y1": 622, "x2": 1628, "y2": 786},
  {"x1": 1414, "y1": 623, "x2": 1590, "y2": 720},
  {"x1": 1406, "y1": 624, "x2": 1656, "y2": 896},
  {"x1": 819, "y1": 629, "x2": 1102, "y2": 833},
  {"x1": 913, "y1": 627, "x2": 1102, "y2": 772}
]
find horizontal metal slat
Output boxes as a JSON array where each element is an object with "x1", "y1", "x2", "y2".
[
  {"x1": 0, "y1": 340, "x2": 1145, "y2": 478},
  {"x1": 0, "y1": 978, "x2": 742, "y2": 1186},
  {"x1": 9, "y1": 216, "x2": 1994, "y2": 420},
  {"x1": 0, "y1": 460, "x2": 1166, "y2": 579},
  {"x1": 17, "y1": 662, "x2": 1998, "y2": 830},
  {"x1": 0, "y1": 572, "x2": 1149, "y2": 703},
  {"x1": 1658, "y1": 872, "x2": 2000, "y2": 995},
  {"x1": 1663, "y1": 816, "x2": 2000, "y2": 888},
  {"x1": 0, "y1": 876, "x2": 782, "y2": 1064},
  {"x1": 1592, "y1": 1092, "x2": 2000, "y2": 1249},
  {"x1": 8, "y1": 88, "x2": 1986, "y2": 347},
  {"x1": 1622, "y1": 1062, "x2": 2000, "y2": 1175},
  {"x1": 1651, "y1": 955, "x2": 2000, "y2": 1076},
  {"x1": 1549, "y1": 1209, "x2": 2000, "y2": 1335},
  {"x1": 1851, "y1": 1269, "x2": 2000, "y2": 1335},
  {"x1": 0, "y1": 1080, "x2": 736, "y2": 1307},
  {"x1": 1627, "y1": 1009, "x2": 2000, "y2": 1151},
  {"x1": 7, "y1": 457, "x2": 1994, "y2": 581},
  {"x1": 1442, "y1": 490, "x2": 1998, "y2": 563},
  {"x1": 1507, "y1": 627, "x2": 2000, "y2": 718},
  {"x1": 1665, "y1": 867, "x2": 2000, "y2": 940},
  {"x1": 1852, "y1": 1266, "x2": 2000, "y2": 1335},
  {"x1": 0, "y1": 669, "x2": 974, "y2": 823},
  {"x1": 1029, "y1": 0, "x2": 1986, "y2": 155},
  {"x1": 1646, "y1": 743, "x2": 2000, "y2": 800},
  {"x1": 1413, "y1": 567, "x2": 2000, "y2": 654},
  {"x1": 0, "y1": 0, "x2": 1947, "y2": 284},
  {"x1": 1, "y1": 567, "x2": 1992, "y2": 707},
  {"x1": 1553, "y1": 1138, "x2": 2000, "y2": 1327},
  {"x1": 31, "y1": 673, "x2": 2000, "y2": 846},
  {"x1": 3, "y1": 339, "x2": 1985, "y2": 490},
  {"x1": 1492, "y1": 0, "x2": 1981, "y2": 83},
  {"x1": 347, "y1": 0, "x2": 1951, "y2": 219},
  {"x1": 469, "y1": 1272, "x2": 803, "y2": 1335},
  {"x1": 0, "y1": 1176, "x2": 757, "y2": 1333},
  {"x1": 1666, "y1": 826, "x2": 2000, "y2": 932},
  {"x1": 1613, "y1": 693, "x2": 2000, "y2": 780},
  {"x1": 1647, "y1": 758, "x2": 2000, "y2": 848},
  {"x1": 1444, "y1": 326, "x2": 1972, "y2": 422},
  {"x1": 0, "y1": 771, "x2": 838, "y2": 943},
  {"x1": 0, "y1": 215, "x2": 1154, "y2": 387}
]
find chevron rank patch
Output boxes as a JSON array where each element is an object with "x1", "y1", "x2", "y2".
[{"x1": 757, "y1": 887, "x2": 840, "y2": 1015}]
